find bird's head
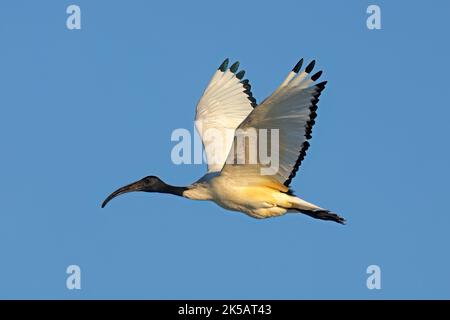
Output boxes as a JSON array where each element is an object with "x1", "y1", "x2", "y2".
[{"x1": 101, "y1": 176, "x2": 167, "y2": 208}]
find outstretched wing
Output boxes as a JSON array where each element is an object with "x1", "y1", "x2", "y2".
[
  {"x1": 221, "y1": 58, "x2": 327, "y2": 187},
  {"x1": 195, "y1": 59, "x2": 256, "y2": 173}
]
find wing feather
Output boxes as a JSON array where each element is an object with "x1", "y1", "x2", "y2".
[
  {"x1": 221, "y1": 59, "x2": 327, "y2": 187},
  {"x1": 195, "y1": 59, "x2": 256, "y2": 173}
]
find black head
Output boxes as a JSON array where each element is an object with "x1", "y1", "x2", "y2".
[
  {"x1": 138, "y1": 176, "x2": 166, "y2": 192},
  {"x1": 101, "y1": 175, "x2": 167, "y2": 208}
]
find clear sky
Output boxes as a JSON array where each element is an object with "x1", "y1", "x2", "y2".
[{"x1": 0, "y1": 0, "x2": 449, "y2": 299}]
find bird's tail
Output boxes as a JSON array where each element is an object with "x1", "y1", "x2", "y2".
[{"x1": 296, "y1": 208, "x2": 346, "y2": 225}]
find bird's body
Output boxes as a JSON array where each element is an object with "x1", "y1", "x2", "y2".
[
  {"x1": 102, "y1": 58, "x2": 345, "y2": 224},
  {"x1": 184, "y1": 172, "x2": 319, "y2": 219}
]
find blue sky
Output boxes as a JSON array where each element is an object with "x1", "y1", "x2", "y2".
[{"x1": 0, "y1": 0, "x2": 449, "y2": 299}]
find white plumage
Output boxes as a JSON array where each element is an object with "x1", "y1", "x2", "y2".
[{"x1": 195, "y1": 60, "x2": 254, "y2": 173}]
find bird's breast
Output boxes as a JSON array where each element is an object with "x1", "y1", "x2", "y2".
[{"x1": 208, "y1": 176, "x2": 280, "y2": 209}]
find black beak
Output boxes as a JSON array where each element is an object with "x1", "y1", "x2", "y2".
[{"x1": 101, "y1": 180, "x2": 144, "y2": 208}]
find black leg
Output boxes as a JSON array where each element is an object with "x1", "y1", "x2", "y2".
[{"x1": 298, "y1": 209, "x2": 346, "y2": 224}]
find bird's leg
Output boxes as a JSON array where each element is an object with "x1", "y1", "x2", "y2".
[{"x1": 298, "y1": 209, "x2": 346, "y2": 224}]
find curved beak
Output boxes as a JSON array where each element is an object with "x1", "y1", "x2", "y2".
[{"x1": 101, "y1": 179, "x2": 144, "y2": 208}]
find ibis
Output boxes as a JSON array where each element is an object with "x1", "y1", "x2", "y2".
[{"x1": 102, "y1": 58, "x2": 345, "y2": 224}]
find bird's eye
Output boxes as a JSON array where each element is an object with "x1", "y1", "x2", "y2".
[{"x1": 143, "y1": 177, "x2": 153, "y2": 185}]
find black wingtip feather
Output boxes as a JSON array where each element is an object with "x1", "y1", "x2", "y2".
[
  {"x1": 305, "y1": 60, "x2": 316, "y2": 73},
  {"x1": 317, "y1": 80, "x2": 327, "y2": 87},
  {"x1": 240, "y1": 78, "x2": 257, "y2": 108},
  {"x1": 311, "y1": 70, "x2": 322, "y2": 81},
  {"x1": 236, "y1": 70, "x2": 245, "y2": 80},
  {"x1": 230, "y1": 61, "x2": 240, "y2": 73},
  {"x1": 218, "y1": 58, "x2": 229, "y2": 71},
  {"x1": 292, "y1": 58, "x2": 304, "y2": 73}
]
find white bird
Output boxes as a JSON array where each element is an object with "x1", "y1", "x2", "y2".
[{"x1": 102, "y1": 58, "x2": 345, "y2": 224}]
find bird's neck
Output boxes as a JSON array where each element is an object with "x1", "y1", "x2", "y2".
[{"x1": 158, "y1": 183, "x2": 188, "y2": 197}]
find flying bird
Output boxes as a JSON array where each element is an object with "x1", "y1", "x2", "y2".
[{"x1": 102, "y1": 58, "x2": 345, "y2": 224}]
